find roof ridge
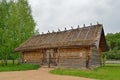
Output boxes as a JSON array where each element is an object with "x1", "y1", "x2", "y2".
[{"x1": 35, "y1": 24, "x2": 103, "y2": 36}]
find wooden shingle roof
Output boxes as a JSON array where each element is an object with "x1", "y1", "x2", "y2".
[{"x1": 15, "y1": 24, "x2": 108, "y2": 52}]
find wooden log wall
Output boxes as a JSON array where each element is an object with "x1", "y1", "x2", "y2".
[
  {"x1": 21, "y1": 47, "x2": 101, "y2": 68},
  {"x1": 58, "y1": 48, "x2": 88, "y2": 69},
  {"x1": 90, "y1": 47, "x2": 101, "y2": 67},
  {"x1": 22, "y1": 50, "x2": 43, "y2": 64}
]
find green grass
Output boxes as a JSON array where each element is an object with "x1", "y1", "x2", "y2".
[
  {"x1": 0, "y1": 64, "x2": 40, "y2": 72},
  {"x1": 50, "y1": 64, "x2": 120, "y2": 80}
]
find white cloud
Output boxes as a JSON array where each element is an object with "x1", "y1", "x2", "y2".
[{"x1": 28, "y1": 0, "x2": 120, "y2": 34}]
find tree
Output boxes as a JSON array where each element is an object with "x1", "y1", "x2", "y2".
[
  {"x1": 0, "y1": 0, "x2": 10, "y2": 65},
  {"x1": 0, "y1": 0, "x2": 36, "y2": 65},
  {"x1": 105, "y1": 32, "x2": 120, "y2": 60}
]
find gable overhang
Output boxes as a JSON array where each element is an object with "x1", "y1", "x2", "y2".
[{"x1": 95, "y1": 25, "x2": 109, "y2": 52}]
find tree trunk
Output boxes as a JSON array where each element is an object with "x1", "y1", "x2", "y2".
[
  {"x1": 12, "y1": 59, "x2": 14, "y2": 64},
  {"x1": 1, "y1": 59, "x2": 4, "y2": 66},
  {"x1": 5, "y1": 53, "x2": 8, "y2": 65}
]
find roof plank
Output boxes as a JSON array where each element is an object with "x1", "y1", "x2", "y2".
[{"x1": 15, "y1": 24, "x2": 108, "y2": 52}]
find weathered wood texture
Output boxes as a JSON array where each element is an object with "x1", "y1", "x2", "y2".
[
  {"x1": 22, "y1": 50, "x2": 43, "y2": 64},
  {"x1": 90, "y1": 47, "x2": 101, "y2": 67},
  {"x1": 15, "y1": 24, "x2": 108, "y2": 52},
  {"x1": 42, "y1": 49, "x2": 58, "y2": 66},
  {"x1": 58, "y1": 48, "x2": 87, "y2": 68},
  {"x1": 22, "y1": 49, "x2": 58, "y2": 65},
  {"x1": 22, "y1": 47, "x2": 102, "y2": 68}
]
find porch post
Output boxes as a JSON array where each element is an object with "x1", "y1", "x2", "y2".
[
  {"x1": 86, "y1": 47, "x2": 90, "y2": 69},
  {"x1": 48, "y1": 50, "x2": 51, "y2": 68},
  {"x1": 48, "y1": 52, "x2": 50, "y2": 68}
]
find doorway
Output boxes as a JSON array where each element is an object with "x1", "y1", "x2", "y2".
[{"x1": 42, "y1": 49, "x2": 57, "y2": 67}]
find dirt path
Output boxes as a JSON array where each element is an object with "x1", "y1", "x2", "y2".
[{"x1": 0, "y1": 68, "x2": 94, "y2": 80}]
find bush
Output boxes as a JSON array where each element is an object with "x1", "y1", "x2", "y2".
[{"x1": 105, "y1": 50, "x2": 120, "y2": 60}]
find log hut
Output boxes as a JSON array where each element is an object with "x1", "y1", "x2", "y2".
[{"x1": 15, "y1": 23, "x2": 108, "y2": 69}]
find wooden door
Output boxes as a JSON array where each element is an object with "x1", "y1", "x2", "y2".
[{"x1": 42, "y1": 49, "x2": 57, "y2": 67}]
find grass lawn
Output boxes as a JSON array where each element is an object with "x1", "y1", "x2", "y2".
[
  {"x1": 0, "y1": 64, "x2": 40, "y2": 72},
  {"x1": 50, "y1": 64, "x2": 120, "y2": 80}
]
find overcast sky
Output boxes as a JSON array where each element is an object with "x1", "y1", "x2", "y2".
[{"x1": 28, "y1": 0, "x2": 120, "y2": 34}]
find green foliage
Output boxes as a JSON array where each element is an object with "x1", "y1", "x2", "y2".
[
  {"x1": 101, "y1": 53, "x2": 106, "y2": 66},
  {"x1": 0, "y1": 64, "x2": 40, "y2": 72},
  {"x1": 106, "y1": 32, "x2": 120, "y2": 50},
  {"x1": 50, "y1": 64, "x2": 120, "y2": 80},
  {"x1": 105, "y1": 32, "x2": 120, "y2": 60},
  {"x1": 0, "y1": 0, "x2": 36, "y2": 64}
]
